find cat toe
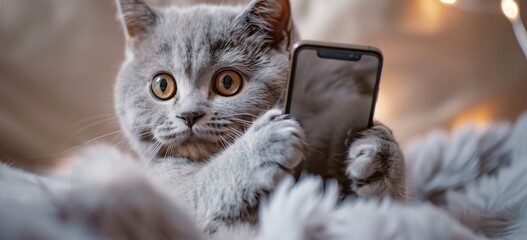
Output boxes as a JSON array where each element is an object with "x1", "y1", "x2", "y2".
[
  {"x1": 346, "y1": 122, "x2": 406, "y2": 200},
  {"x1": 346, "y1": 139, "x2": 387, "y2": 196},
  {"x1": 250, "y1": 108, "x2": 284, "y2": 131},
  {"x1": 241, "y1": 108, "x2": 305, "y2": 188}
]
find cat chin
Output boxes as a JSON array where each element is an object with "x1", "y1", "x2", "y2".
[
  {"x1": 158, "y1": 140, "x2": 223, "y2": 161},
  {"x1": 154, "y1": 130, "x2": 218, "y2": 145},
  {"x1": 154, "y1": 130, "x2": 193, "y2": 144},
  {"x1": 148, "y1": 131, "x2": 224, "y2": 161}
]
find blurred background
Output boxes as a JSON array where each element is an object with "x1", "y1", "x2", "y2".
[{"x1": 0, "y1": 0, "x2": 526, "y2": 172}]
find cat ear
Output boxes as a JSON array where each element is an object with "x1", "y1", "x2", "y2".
[
  {"x1": 116, "y1": 0, "x2": 158, "y2": 46},
  {"x1": 238, "y1": 0, "x2": 291, "y2": 48}
]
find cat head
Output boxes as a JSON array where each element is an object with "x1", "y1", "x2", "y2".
[{"x1": 114, "y1": 0, "x2": 292, "y2": 161}]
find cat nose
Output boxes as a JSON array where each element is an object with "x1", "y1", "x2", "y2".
[{"x1": 177, "y1": 111, "x2": 205, "y2": 127}]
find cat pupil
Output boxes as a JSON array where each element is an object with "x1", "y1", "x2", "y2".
[
  {"x1": 159, "y1": 78, "x2": 167, "y2": 92},
  {"x1": 223, "y1": 75, "x2": 233, "y2": 89}
]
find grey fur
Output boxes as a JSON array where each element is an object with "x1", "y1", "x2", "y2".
[
  {"x1": 0, "y1": 0, "x2": 406, "y2": 239},
  {"x1": 114, "y1": 0, "x2": 406, "y2": 233},
  {"x1": 0, "y1": 0, "x2": 525, "y2": 239},
  {"x1": 115, "y1": 0, "x2": 309, "y2": 233},
  {"x1": 346, "y1": 122, "x2": 406, "y2": 200}
]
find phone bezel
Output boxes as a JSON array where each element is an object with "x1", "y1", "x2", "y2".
[{"x1": 284, "y1": 41, "x2": 383, "y2": 129}]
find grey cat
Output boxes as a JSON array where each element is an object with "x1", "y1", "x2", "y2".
[
  {"x1": 114, "y1": 0, "x2": 405, "y2": 234},
  {"x1": 1, "y1": 0, "x2": 525, "y2": 239}
]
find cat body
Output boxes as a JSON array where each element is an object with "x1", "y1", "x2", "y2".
[
  {"x1": 114, "y1": 0, "x2": 406, "y2": 233},
  {"x1": 115, "y1": 0, "x2": 303, "y2": 232}
]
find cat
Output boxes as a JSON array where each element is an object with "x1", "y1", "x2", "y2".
[
  {"x1": 1, "y1": 0, "x2": 526, "y2": 239},
  {"x1": 113, "y1": 0, "x2": 406, "y2": 234}
]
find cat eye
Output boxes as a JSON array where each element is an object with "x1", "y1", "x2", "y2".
[
  {"x1": 213, "y1": 69, "x2": 243, "y2": 96},
  {"x1": 151, "y1": 73, "x2": 177, "y2": 100}
]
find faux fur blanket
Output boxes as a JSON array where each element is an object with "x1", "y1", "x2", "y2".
[{"x1": 1, "y1": 111, "x2": 526, "y2": 240}]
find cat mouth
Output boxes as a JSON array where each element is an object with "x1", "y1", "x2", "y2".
[{"x1": 154, "y1": 128, "x2": 215, "y2": 144}]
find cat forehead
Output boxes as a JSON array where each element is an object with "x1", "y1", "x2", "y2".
[
  {"x1": 135, "y1": 5, "x2": 249, "y2": 76},
  {"x1": 157, "y1": 5, "x2": 242, "y2": 44}
]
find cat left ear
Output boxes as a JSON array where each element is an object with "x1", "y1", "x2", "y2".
[
  {"x1": 116, "y1": 0, "x2": 158, "y2": 46},
  {"x1": 238, "y1": 0, "x2": 291, "y2": 49}
]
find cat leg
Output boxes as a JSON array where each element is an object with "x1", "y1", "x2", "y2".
[
  {"x1": 190, "y1": 108, "x2": 305, "y2": 232},
  {"x1": 345, "y1": 121, "x2": 406, "y2": 200}
]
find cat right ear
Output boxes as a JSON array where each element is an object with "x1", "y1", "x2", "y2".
[
  {"x1": 237, "y1": 0, "x2": 291, "y2": 49},
  {"x1": 115, "y1": 0, "x2": 157, "y2": 46}
]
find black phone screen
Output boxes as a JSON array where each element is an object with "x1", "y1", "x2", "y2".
[{"x1": 285, "y1": 43, "x2": 382, "y2": 181}]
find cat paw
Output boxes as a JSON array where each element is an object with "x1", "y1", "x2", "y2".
[
  {"x1": 242, "y1": 108, "x2": 305, "y2": 187},
  {"x1": 345, "y1": 121, "x2": 406, "y2": 200}
]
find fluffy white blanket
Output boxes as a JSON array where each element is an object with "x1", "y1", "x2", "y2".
[{"x1": 1, "y1": 111, "x2": 526, "y2": 240}]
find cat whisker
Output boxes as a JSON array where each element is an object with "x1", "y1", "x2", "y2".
[
  {"x1": 220, "y1": 130, "x2": 236, "y2": 142},
  {"x1": 232, "y1": 117, "x2": 252, "y2": 123},
  {"x1": 144, "y1": 141, "x2": 163, "y2": 168},
  {"x1": 168, "y1": 145, "x2": 173, "y2": 158},
  {"x1": 229, "y1": 118, "x2": 253, "y2": 126},
  {"x1": 224, "y1": 126, "x2": 243, "y2": 139},
  {"x1": 152, "y1": 142, "x2": 164, "y2": 163},
  {"x1": 109, "y1": 138, "x2": 131, "y2": 149},
  {"x1": 70, "y1": 114, "x2": 117, "y2": 128},
  {"x1": 80, "y1": 124, "x2": 152, "y2": 146},
  {"x1": 74, "y1": 130, "x2": 124, "y2": 147},
  {"x1": 223, "y1": 112, "x2": 259, "y2": 119},
  {"x1": 217, "y1": 134, "x2": 229, "y2": 150},
  {"x1": 223, "y1": 130, "x2": 241, "y2": 143},
  {"x1": 163, "y1": 143, "x2": 171, "y2": 159},
  {"x1": 26, "y1": 124, "x2": 151, "y2": 160},
  {"x1": 69, "y1": 116, "x2": 118, "y2": 139},
  {"x1": 163, "y1": 143, "x2": 173, "y2": 159},
  {"x1": 224, "y1": 112, "x2": 258, "y2": 117},
  {"x1": 144, "y1": 140, "x2": 158, "y2": 165}
]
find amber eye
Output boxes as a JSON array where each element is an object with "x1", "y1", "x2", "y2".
[
  {"x1": 151, "y1": 73, "x2": 176, "y2": 100},
  {"x1": 213, "y1": 69, "x2": 243, "y2": 96}
]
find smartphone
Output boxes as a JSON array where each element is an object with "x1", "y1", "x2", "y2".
[{"x1": 284, "y1": 41, "x2": 383, "y2": 183}]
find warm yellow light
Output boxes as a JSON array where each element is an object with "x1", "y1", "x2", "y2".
[
  {"x1": 450, "y1": 104, "x2": 495, "y2": 131},
  {"x1": 440, "y1": 0, "x2": 457, "y2": 5},
  {"x1": 502, "y1": 0, "x2": 520, "y2": 21}
]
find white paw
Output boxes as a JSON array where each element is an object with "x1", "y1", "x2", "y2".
[
  {"x1": 242, "y1": 108, "x2": 305, "y2": 187},
  {"x1": 346, "y1": 122, "x2": 406, "y2": 200}
]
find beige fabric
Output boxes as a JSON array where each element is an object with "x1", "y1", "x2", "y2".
[{"x1": 0, "y1": 0, "x2": 526, "y2": 171}]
